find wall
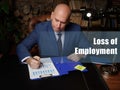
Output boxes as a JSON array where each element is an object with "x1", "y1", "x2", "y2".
[
  {"x1": 12, "y1": 0, "x2": 108, "y2": 39},
  {"x1": 12, "y1": 0, "x2": 68, "y2": 38}
]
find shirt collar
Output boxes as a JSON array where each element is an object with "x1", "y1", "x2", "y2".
[{"x1": 54, "y1": 31, "x2": 64, "y2": 35}]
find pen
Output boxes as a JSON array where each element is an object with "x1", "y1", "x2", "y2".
[
  {"x1": 33, "y1": 57, "x2": 39, "y2": 61},
  {"x1": 33, "y1": 57, "x2": 43, "y2": 66}
]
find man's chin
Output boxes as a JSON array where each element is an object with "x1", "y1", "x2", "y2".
[{"x1": 54, "y1": 29, "x2": 61, "y2": 32}]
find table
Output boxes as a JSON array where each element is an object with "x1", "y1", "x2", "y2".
[
  {"x1": 96, "y1": 64, "x2": 120, "y2": 90},
  {"x1": 0, "y1": 55, "x2": 109, "y2": 90}
]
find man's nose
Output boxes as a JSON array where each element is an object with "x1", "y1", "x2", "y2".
[{"x1": 57, "y1": 22, "x2": 61, "y2": 27}]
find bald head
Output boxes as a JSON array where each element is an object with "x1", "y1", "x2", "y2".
[
  {"x1": 51, "y1": 4, "x2": 71, "y2": 32},
  {"x1": 54, "y1": 4, "x2": 71, "y2": 18}
]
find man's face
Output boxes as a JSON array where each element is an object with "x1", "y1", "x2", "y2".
[{"x1": 51, "y1": 12, "x2": 69, "y2": 32}]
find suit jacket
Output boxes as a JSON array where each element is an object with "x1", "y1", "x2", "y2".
[{"x1": 16, "y1": 21, "x2": 91, "y2": 61}]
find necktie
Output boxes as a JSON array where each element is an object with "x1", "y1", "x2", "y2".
[{"x1": 57, "y1": 32, "x2": 62, "y2": 55}]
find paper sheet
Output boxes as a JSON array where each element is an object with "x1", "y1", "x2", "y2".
[{"x1": 28, "y1": 58, "x2": 59, "y2": 80}]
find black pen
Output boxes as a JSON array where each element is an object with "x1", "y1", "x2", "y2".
[
  {"x1": 33, "y1": 57, "x2": 43, "y2": 66},
  {"x1": 33, "y1": 57, "x2": 39, "y2": 61}
]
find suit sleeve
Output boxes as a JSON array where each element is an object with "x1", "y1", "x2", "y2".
[{"x1": 16, "y1": 25, "x2": 39, "y2": 61}]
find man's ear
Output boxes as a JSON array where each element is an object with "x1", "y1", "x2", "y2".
[{"x1": 51, "y1": 12, "x2": 54, "y2": 19}]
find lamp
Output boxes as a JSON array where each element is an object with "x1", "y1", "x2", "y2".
[
  {"x1": 81, "y1": 8, "x2": 93, "y2": 20},
  {"x1": 86, "y1": 12, "x2": 92, "y2": 30},
  {"x1": 80, "y1": 8, "x2": 92, "y2": 30},
  {"x1": 80, "y1": 8, "x2": 98, "y2": 30},
  {"x1": 86, "y1": 12, "x2": 92, "y2": 18}
]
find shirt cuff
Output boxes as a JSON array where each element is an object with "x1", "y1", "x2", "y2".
[{"x1": 21, "y1": 56, "x2": 31, "y2": 64}]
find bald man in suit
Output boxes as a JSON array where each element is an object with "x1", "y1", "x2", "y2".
[{"x1": 16, "y1": 3, "x2": 91, "y2": 69}]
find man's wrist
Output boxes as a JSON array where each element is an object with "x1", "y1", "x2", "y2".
[
  {"x1": 25, "y1": 57, "x2": 32, "y2": 64},
  {"x1": 21, "y1": 56, "x2": 31, "y2": 63}
]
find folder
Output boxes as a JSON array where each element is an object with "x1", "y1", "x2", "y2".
[{"x1": 52, "y1": 57, "x2": 88, "y2": 75}]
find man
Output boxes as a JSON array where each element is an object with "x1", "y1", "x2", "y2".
[{"x1": 16, "y1": 3, "x2": 91, "y2": 69}]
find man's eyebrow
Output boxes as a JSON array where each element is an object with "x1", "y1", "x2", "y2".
[
  {"x1": 55, "y1": 18, "x2": 59, "y2": 21},
  {"x1": 55, "y1": 18, "x2": 66, "y2": 24}
]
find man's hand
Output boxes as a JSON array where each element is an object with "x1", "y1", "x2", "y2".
[
  {"x1": 26, "y1": 56, "x2": 41, "y2": 69},
  {"x1": 67, "y1": 53, "x2": 85, "y2": 62}
]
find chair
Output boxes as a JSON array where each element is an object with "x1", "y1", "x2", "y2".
[
  {"x1": 28, "y1": 14, "x2": 51, "y2": 33},
  {"x1": 28, "y1": 14, "x2": 51, "y2": 56}
]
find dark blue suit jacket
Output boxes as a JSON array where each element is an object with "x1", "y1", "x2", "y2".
[{"x1": 16, "y1": 21, "x2": 91, "y2": 61}]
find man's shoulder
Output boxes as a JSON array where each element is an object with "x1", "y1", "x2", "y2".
[
  {"x1": 36, "y1": 21, "x2": 51, "y2": 27},
  {"x1": 34, "y1": 21, "x2": 51, "y2": 31},
  {"x1": 66, "y1": 22, "x2": 81, "y2": 30}
]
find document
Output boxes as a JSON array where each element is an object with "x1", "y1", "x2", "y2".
[{"x1": 28, "y1": 58, "x2": 60, "y2": 80}]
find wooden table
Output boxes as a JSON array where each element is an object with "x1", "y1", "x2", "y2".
[{"x1": 96, "y1": 64, "x2": 120, "y2": 90}]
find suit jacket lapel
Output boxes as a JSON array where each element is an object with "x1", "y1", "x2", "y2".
[
  {"x1": 63, "y1": 31, "x2": 70, "y2": 54},
  {"x1": 48, "y1": 22, "x2": 59, "y2": 55}
]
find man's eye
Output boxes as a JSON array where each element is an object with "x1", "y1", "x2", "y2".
[
  {"x1": 55, "y1": 19, "x2": 59, "y2": 22},
  {"x1": 61, "y1": 22, "x2": 66, "y2": 24}
]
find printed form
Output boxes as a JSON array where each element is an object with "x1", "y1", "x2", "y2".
[{"x1": 28, "y1": 58, "x2": 60, "y2": 80}]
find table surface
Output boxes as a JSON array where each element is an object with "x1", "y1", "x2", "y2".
[
  {"x1": 0, "y1": 55, "x2": 109, "y2": 90},
  {"x1": 96, "y1": 64, "x2": 120, "y2": 90}
]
